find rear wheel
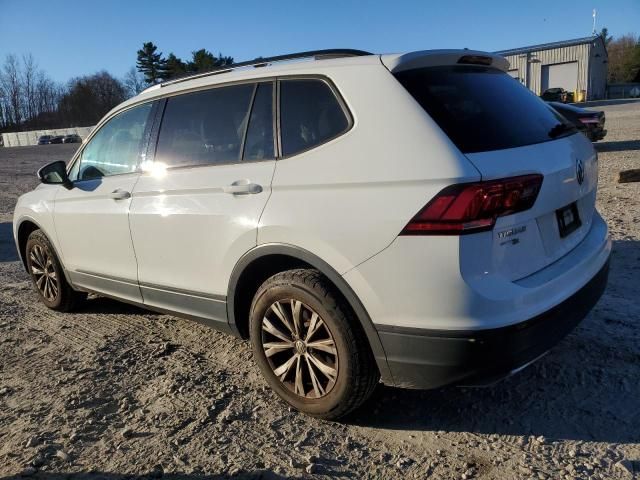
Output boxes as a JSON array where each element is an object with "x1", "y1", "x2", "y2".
[
  {"x1": 25, "y1": 230, "x2": 86, "y2": 311},
  {"x1": 249, "y1": 269, "x2": 379, "y2": 419}
]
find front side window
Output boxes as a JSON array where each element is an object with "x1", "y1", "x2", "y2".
[
  {"x1": 70, "y1": 102, "x2": 152, "y2": 181},
  {"x1": 155, "y1": 83, "x2": 254, "y2": 167},
  {"x1": 280, "y1": 79, "x2": 349, "y2": 157}
]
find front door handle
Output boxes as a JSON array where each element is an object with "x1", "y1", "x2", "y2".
[
  {"x1": 223, "y1": 181, "x2": 263, "y2": 195},
  {"x1": 109, "y1": 189, "x2": 131, "y2": 200}
]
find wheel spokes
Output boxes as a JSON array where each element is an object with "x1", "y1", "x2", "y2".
[
  {"x1": 29, "y1": 245, "x2": 59, "y2": 302},
  {"x1": 294, "y1": 356, "x2": 304, "y2": 396},
  {"x1": 263, "y1": 341, "x2": 293, "y2": 357},
  {"x1": 261, "y1": 298, "x2": 339, "y2": 399},
  {"x1": 273, "y1": 354, "x2": 297, "y2": 379},
  {"x1": 307, "y1": 338, "x2": 337, "y2": 355},
  {"x1": 271, "y1": 301, "x2": 295, "y2": 335},
  {"x1": 291, "y1": 299, "x2": 302, "y2": 337},
  {"x1": 262, "y1": 318, "x2": 292, "y2": 343},
  {"x1": 307, "y1": 352, "x2": 337, "y2": 382},
  {"x1": 305, "y1": 313, "x2": 323, "y2": 342},
  {"x1": 305, "y1": 354, "x2": 326, "y2": 398}
]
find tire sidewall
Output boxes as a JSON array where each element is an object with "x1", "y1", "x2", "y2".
[{"x1": 250, "y1": 279, "x2": 355, "y2": 417}]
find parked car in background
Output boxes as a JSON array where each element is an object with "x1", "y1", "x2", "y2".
[
  {"x1": 62, "y1": 134, "x2": 82, "y2": 144},
  {"x1": 549, "y1": 102, "x2": 607, "y2": 142},
  {"x1": 49, "y1": 136, "x2": 64, "y2": 144},
  {"x1": 14, "y1": 48, "x2": 610, "y2": 419},
  {"x1": 37, "y1": 135, "x2": 53, "y2": 145},
  {"x1": 541, "y1": 88, "x2": 574, "y2": 103}
]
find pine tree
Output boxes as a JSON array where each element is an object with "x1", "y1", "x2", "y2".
[
  {"x1": 136, "y1": 42, "x2": 167, "y2": 85},
  {"x1": 188, "y1": 49, "x2": 217, "y2": 73},
  {"x1": 165, "y1": 53, "x2": 187, "y2": 80}
]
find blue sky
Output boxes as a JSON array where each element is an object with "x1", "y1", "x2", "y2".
[{"x1": 0, "y1": 0, "x2": 638, "y2": 83}]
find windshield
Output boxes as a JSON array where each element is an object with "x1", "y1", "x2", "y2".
[{"x1": 394, "y1": 65, "x2": 576, "y2": 154}]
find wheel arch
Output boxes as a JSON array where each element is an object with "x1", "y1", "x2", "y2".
[
  {"x1": 227, "y1": 243, "x2": 393, "y2": 384},
  {"x1": 16, "y1": 217, "x2": 69, "y2": 280},
  {"x1": 16, "y1": 218, "x2": 43, "y2": 272}
]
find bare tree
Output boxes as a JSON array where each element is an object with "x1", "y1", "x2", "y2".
[
  {"x1": 21, "y1": 53, "x2": 37, "y2": 121},
  {"x1": 607, "y1": 34, "x2": 640, "y2": 83},
  {"x1": 1, "y1": 54, "x2": 22, "y2": 126},
  {"x1": 123, "y1": 67, "x2": 145, "y2": 97}
]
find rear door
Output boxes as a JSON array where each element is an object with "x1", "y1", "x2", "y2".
[
  {"x1": 129, "y1": 81, "x2": 276, "y2": 327},
  {"x1": 393, "y1": 63, "x2": 597, "y2": 281}
]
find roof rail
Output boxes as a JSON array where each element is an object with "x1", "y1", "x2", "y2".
[{"x1": 159, "y1": 49, "x2": 372, "y2": 88}]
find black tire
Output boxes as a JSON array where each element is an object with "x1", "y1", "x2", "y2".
[
  {"x1": 25, "y1": 229, "x2": 86, "y2": 312},
  {"x1": 249, "y1": 268, "x2": 379, "y2": 419}
]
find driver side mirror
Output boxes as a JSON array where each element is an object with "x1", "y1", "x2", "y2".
[{"x1": 37, "y1": 160, "x2": 73, "y2": 189}]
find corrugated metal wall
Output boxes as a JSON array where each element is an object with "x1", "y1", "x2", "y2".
[
  {"x1": 502, "y1": 41, "x2": 606, "y2": 100},
  {"x1": 1, "y1": 126, "x2": 94, "y2": 147}
]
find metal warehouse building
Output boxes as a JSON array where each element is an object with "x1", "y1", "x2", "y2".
[{"x1": 496, "y1": 36, "x2": 608, "y2": 101}]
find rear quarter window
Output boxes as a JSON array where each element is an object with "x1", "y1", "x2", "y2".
[
  {"x1": 394, "y1": 66, "x2": 575, "y2": 154},
  {"x1": 279, "y1": 79, "x2": 350, "y2": 157}
]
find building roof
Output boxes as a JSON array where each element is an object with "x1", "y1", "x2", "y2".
[{"x1": 496, "y1": 36, "x2": 603, "y2": 56}]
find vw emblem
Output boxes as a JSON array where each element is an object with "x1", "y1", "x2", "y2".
[{"x1": 576, "y1": 158, "x2": 585, "y2": 185}]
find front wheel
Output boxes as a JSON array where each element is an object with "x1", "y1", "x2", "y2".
[
  {"x1": 249, "y1": 269, "x2": 379, "y2": 419},
  {"x1": 25, "y1": 230, "x2": 86, "y2": 311}
]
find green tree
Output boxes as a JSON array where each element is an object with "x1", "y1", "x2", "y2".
[
  {"x1": 600, "y1": 27, "x2": 612, "y2": 47},
  {"x1": 187, "y1": 49, "x2": 217, "y2": 72},
  {"x1": 136, "y1": 42, "x2": 167, "y2": 85},
  {"x1": 187, "y1": 49, "x2": 234, "y2": 73},
  {"x1": 165, "y1": 53, "x2": 187, "y2": 79}
]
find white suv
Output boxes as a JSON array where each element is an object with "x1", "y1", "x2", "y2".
[{"x1": 13, "y1": 49, "x2": 611, "y2": 419}]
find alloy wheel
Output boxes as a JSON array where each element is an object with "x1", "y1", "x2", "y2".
[
  {"x1": 261, "y1": 299, "x2": 338, "y2": 398},
  {"x1": 29, "y1": 244, "x2": 58, "y2": 302}
]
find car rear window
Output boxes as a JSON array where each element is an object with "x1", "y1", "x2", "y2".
[{"x1": 394, "y1": 65, "x2": 575, "y2": 154}]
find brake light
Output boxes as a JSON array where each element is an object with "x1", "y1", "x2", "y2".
[
  {"x1": 400, "y1": 174, "x2": 543, "y2": 235},
  {"x1": 457, "y1": 55, "x2": 493, "y2": 66},
  {"x1": 578, "y1": 117, "x2": 600, "y2": 124}
]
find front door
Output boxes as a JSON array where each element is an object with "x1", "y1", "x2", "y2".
[
  {"x1": 129, "y1": 82, "x2": 276, "y2": 327},
  {"x1": 55, "y1": 102, "x2": 154, "y2": 302}
]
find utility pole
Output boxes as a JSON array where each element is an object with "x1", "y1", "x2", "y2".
[{"x1": 592, "y1": 9, "x2": 597, "y2": 35}]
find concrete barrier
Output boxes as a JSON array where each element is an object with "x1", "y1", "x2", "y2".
[{"x1": 1, "y1": 126, "x2": 94, "y2": 147}]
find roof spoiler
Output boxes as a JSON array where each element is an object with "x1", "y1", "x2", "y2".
[{"x1": 381, "y1": 49, "x2": 510, "y2": 73}]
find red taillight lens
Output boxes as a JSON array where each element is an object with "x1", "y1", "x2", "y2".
[
  {"x1": 578, "y1": 117, "x2": 600, "y2": 124},
  {"x1": 400, "y1": 174, "x2": 543, "y2": 235}
]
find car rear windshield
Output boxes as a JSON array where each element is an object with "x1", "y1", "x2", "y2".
[{"x1": 394, "y1": 65, "x2": 576, "y2": 154}]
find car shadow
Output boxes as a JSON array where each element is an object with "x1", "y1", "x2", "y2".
[
  {"x1": 0, "y1": 222, "x2": 19, "y2": 262},
  {"x1": 594, "y1": 139, "x2": 640, "y2": 153},
  {"x1": 345, "y1": 239, "x2": 639, "y2": 445},
  {"x1": 0, "y1": 471, "x2": 293, "y2": 480}
]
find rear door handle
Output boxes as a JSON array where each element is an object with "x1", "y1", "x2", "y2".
[
  {"x1": 223, "y1": 181, "x2": 263, "y2": 195},
  {"x1": 109, "y1": 189, "x2": 131, "y2": 200}
]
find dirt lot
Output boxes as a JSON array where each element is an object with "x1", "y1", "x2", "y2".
[{"x1": 1, "y1": 102, "x2": 639, "y2": 480}]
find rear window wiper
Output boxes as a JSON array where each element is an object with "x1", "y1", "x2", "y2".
[{"x1": 548, "y1": 122, "x2": 576, "y2": 139}]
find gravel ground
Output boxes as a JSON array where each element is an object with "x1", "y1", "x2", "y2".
[{"x1": 0, "y1": 101, "x2": 639, "y2": 480}]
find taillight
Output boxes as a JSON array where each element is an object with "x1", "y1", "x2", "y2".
[
  {"x1": 578, "y1": 117, "x2": 600, "y2": 124},
  {"x1": 400, "y1": 174, "x2": 543, "y2": 235}
]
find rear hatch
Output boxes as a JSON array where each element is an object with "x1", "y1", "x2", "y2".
[{"x1": 386, "y1": 53, "x2": 598, "y2": 281}]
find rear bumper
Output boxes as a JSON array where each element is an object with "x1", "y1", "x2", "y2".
[
  {"x1": 377, "y1": 258, "x2": 609, "y2": 389},
  {"x1": 587, "y1": 126, "x2": 607, "y2": 141}
]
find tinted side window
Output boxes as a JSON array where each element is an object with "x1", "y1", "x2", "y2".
[
  {"x1": 243, "y1": 82, "x2": 274, "y2": 161},
  {"x1": 280, "y1": 79, "x2": 349, "y2": 157},
  {"x1": 71, "y1": 102, "x2": 152, "y2": 181},
  {"x1": 156, "y1": 84, "x2": 254, "y2": 167}
]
